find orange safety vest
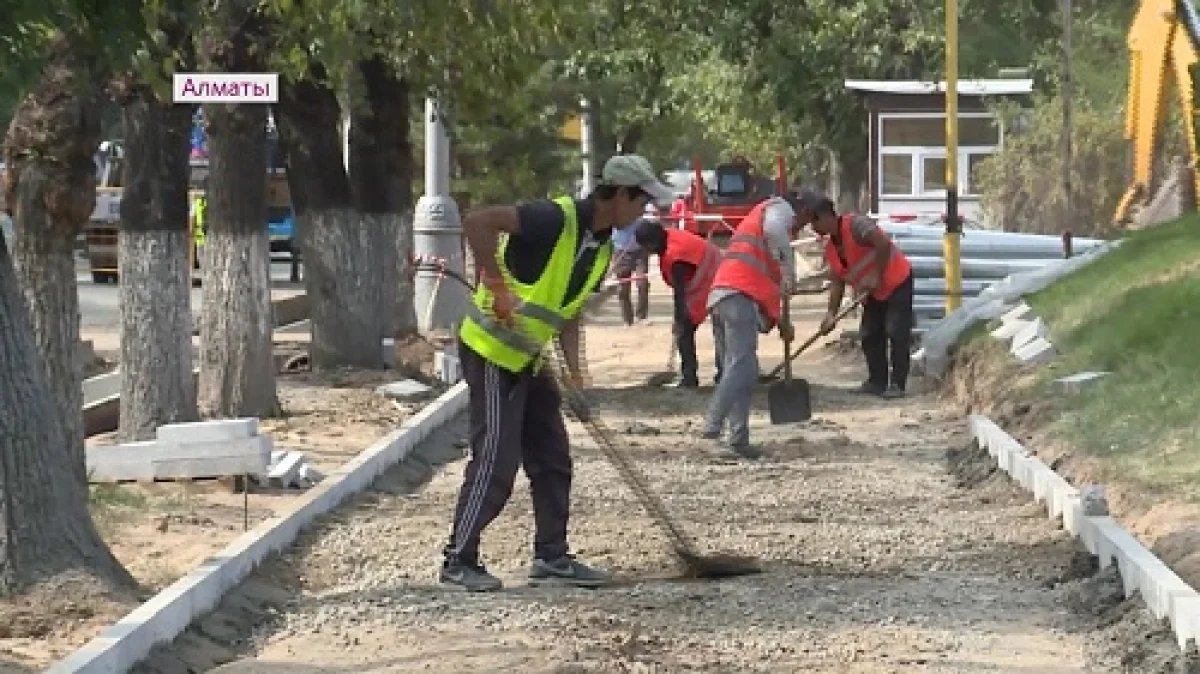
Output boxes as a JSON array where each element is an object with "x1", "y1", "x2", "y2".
[
  {"x1": 709, "y1": 200, "x2": 783, "y2": 327},
  {"x1": 823, "y1": 214, "x2": 912, "y2": 301},
  {"x1": 659, "y1": 228, "x2": 722, "y2": 326}
]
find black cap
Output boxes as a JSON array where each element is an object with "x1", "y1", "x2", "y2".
[
  {"x1": 634, "y1": 218, "x2": 667, "y2": 248},
  {"x1": 788, "y1": 189, "x2": 833, "y2": 215}
]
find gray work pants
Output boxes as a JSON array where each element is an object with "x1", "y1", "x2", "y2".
[{"x1": 703, "y1": 293, "x2": 759, "y2": 446}]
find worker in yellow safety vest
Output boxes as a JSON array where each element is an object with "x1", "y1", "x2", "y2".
[
  {"x1": 191, "y1": 191, "x2": 207, "y2": 269},
  {"x1": 442, "y1": 154, "x2": 674, "y2": 592}
]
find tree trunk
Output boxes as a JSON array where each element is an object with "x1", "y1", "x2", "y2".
[
  {"x1": 116, "y1": 89, "x2": 199, "y2": 441},
  {"x1": 197, "y1": 5, "x2": 279, "y2": 417},
  {"x1": 1, "y1": 36, "x2": 102, "y2": 485},
  {"x1": 0, "y1": 233, "x2": 137, "y2": 596},
  {"x1": 349, "y1": 57, "x2": 417, "y2": 340},
  {"x1": 277, "y1": 75, "x2": 384, "y2": 370}
]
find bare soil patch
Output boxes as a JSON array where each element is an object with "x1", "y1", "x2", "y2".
[
  {"x1": 946, "y1": 338, "x2": 1200, "y2": 595},
  {"x1": 0, "y1": 349, "x2": 440, "y2": 671}
]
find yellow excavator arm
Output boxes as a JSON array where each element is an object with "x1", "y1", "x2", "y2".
[{"x1": 1115, "y1": 0, "x2": 1200, "y2": 224}]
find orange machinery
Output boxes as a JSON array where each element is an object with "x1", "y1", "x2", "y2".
[{"x1": 678, "y1": 154, "x2": 788, "y2": 243}]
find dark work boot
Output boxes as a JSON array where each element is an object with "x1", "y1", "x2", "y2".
[{"x1": 857, "y1": 380, "x2": 886, "y2": 397}]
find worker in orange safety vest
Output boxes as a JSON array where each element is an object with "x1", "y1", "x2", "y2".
[
  {"x1": 700, "y1": 195, "x2": 803, "y2": 458},
  {"x1": 798, "y1": 191, "x2": 914, "y2": 399},
  {"x1": 633, "y1": 221, "x2": 723, "y2": 388}
]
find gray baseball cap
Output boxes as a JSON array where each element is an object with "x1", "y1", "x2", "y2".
[{"x1": 600, "y1": 155, "x2": 674, "y2": 201}]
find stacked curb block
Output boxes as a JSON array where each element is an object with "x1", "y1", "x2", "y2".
[
  {"x1": 968, "y1": 415, "x2": 1200, "y2": 651},
  {"x1": 987, "y1": 302, "x2": 1058, "y2": 366},
  {"x1": 49, "y1": 381, "x2": 469, "y2": 674}
]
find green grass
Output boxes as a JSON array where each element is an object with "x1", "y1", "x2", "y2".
[{"x1": 1023, "y1": 215, "x2": 1200, "y2": 497}]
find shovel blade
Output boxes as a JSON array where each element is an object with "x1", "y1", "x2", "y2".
[{"x1": 768, "y1": 378, "x2": 812, "y2": 424}]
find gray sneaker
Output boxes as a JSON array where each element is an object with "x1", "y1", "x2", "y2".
[
  {"x1": 881, "y1": 386, "x2": 906, "y2": 399},
  {"x1": 529, "y1": 555, "x2": 611, "y2": 588},
  {"x1": 440, "y1": 561, "x2": 502, "y2": 592}
]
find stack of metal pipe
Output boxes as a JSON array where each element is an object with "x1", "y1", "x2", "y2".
[{"x1": 880, "y1": 223, "x2": 1105, "y2": 329}]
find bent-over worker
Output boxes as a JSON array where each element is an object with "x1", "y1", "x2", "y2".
[
  {"x1": 633, "y1": 221, "x2": 722, "y2": 388},
  {"x1": 701, "y1": 195, "x2": 801, "y2": 458},
  {"x1": 610, "y1": 203, "x2": 653, "y2": 325},
  {"x1": 444, "y1": 154, "x2": 674, "y2": 592},
  {"x1": 800, "y1": 193, "x2": 914, "y2": 398}
]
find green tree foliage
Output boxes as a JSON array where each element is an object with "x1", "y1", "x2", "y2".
[
  {"x1": 975, "y1": 0, "x2": 1140, "y2": 233},
  {"x1": 975, "y1": 96, "x2": 1127, "y2": 234}
]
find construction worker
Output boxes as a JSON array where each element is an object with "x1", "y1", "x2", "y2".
[
  {"x1": 610, "y1": 202, "x2": 653, "y2": 325},
  {"x1": 799, "y1": 192, "x2": 914, "y2": 398},
  {"x1": 701, "y1": 195, "x2": 801, "y2": 458},
  {"x1": 444, "y1": 154, "x2": 674, "y2": 592},
  {"x1": 190, "y1": 189, "x2": 207, "y2": 270},
  {"x1": 633, "y1": 220, "x2": 722, "y2": 388}
]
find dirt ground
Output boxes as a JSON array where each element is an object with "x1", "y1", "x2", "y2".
[
  {"x1": 124, "y1": 289, "x2": 1192, "y2": 673},
  {"x1": 0, "y1": 339, "x2": 441, "y2": 672},
  {"x1": 949, "y1": 340, "x2": 1200, "y2": 599}
]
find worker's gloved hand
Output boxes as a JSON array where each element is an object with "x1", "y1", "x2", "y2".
[{"x1": 818, "y1": 313, "x2": 838, "y2": 336}]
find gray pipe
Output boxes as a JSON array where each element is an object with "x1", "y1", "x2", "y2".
[
  {"x1": 881, "y1": 222, "x2": 1105, "y2": 248},
  {"x1": 906, "y1": 255, "x2": 1048, "y2": 278},
  {"x1": 894, "y1": 237, "x2": 1076, "y2": 259}
]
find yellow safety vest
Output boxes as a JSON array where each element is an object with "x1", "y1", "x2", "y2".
[
  {"x1": 193, "y1": 196, "x2": 207, "y2": 246},
  {"x1": 459, "y1": 196, "x2": 612, "y2": 373}
]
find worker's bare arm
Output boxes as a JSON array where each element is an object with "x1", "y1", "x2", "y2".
[
  {"x1": 863, "y1": 226, "x2": 894, "y2": 277},
  {"x1": 826, "y1": 277, "x2": 846, "y2": 315},
  {"x1": 559, "y1": 317, "x2": 584, "y2": 375},
  {"x1": 463, "y1": 206, "x2": 520, "y2": 286}
]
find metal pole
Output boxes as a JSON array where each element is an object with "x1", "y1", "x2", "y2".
[
  {"x1": 1062, "y1": 0, "x2": 1074, "y2": 231},
  {"x1": 413, "y1": 88, "x2": 466, "y2": 333},
  {"x1": 580, "y1": 97, "x2": 597, "y2": 197},
  {"x1": 340, "y1": 110, "x2": 351, "y2": 174},
  {"x1": 943, "y1": 0, "x2": 963, "y2": 313}
]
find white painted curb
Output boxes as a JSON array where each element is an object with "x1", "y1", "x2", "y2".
[
  {"x1": 49, "y1": 381, "x2": 469, "y2": 674},
  {"x1": 968, "y1": 415, "x2": 1200, "y2": 650}
]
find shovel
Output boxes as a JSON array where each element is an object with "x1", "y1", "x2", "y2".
[
  {"x1": 767, "y1": 296, "x2": 812, "y2": 424},
  {"x1": 762, "y1": 292, "x2": 868, "y2": 382}
]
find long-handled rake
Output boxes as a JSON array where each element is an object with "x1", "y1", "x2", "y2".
[
  {"x1": 548, "y1": 340, "x2": 760, "y2": 579},
  {"x1": 414, "y1": 259, "x2": 759, "y2": 579}
]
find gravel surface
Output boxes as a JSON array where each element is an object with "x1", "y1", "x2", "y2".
[{"x1": 128, "y1": 309, "x2": 1194, "y2": 673}]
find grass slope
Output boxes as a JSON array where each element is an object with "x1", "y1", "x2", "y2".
[{"x1": 1019, "y1": 215, "x2": 1200, "y2": 497}]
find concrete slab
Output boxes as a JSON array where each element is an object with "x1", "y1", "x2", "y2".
[
  {"x1": 267, "y1": 451, "x2": 305, "y2": 488},
  {"x1": 1014, "y1": 337, "x2": 1056, "y2": 365},
  {"x1": 299, "y1": 463, "x2": 325, "y2": 485},
  {"x1": 50, "y1": 381, "x2": 469, "y2": 674},
  {"x1": 376, "y1": 379, "x2": 434, "y2": 402},
  {"x1": 1000, "y1": 302, "x2": 1032, "y2": 323},
  {"x1": 86, "y1": 436, "x2": 272, "y2": 483},
  {"x1": 1055, "y1": 371, "x2": 1110, "y2": 394},
  {"x1": 1010, "y1": 317, "x2": 1048, "y2": 351},
  {"x1": 157, "y1": 418, "x2": 258, "y2": 443},
  {"x1": 82, "y1": 371, "x2": 121, "y2": 404},
  {"x1": 990, "y1": 318, "x2": 1029, "y2": 340},
  {"x1": 435, "y1": 351, "x2": 462, "y2": 385}
]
